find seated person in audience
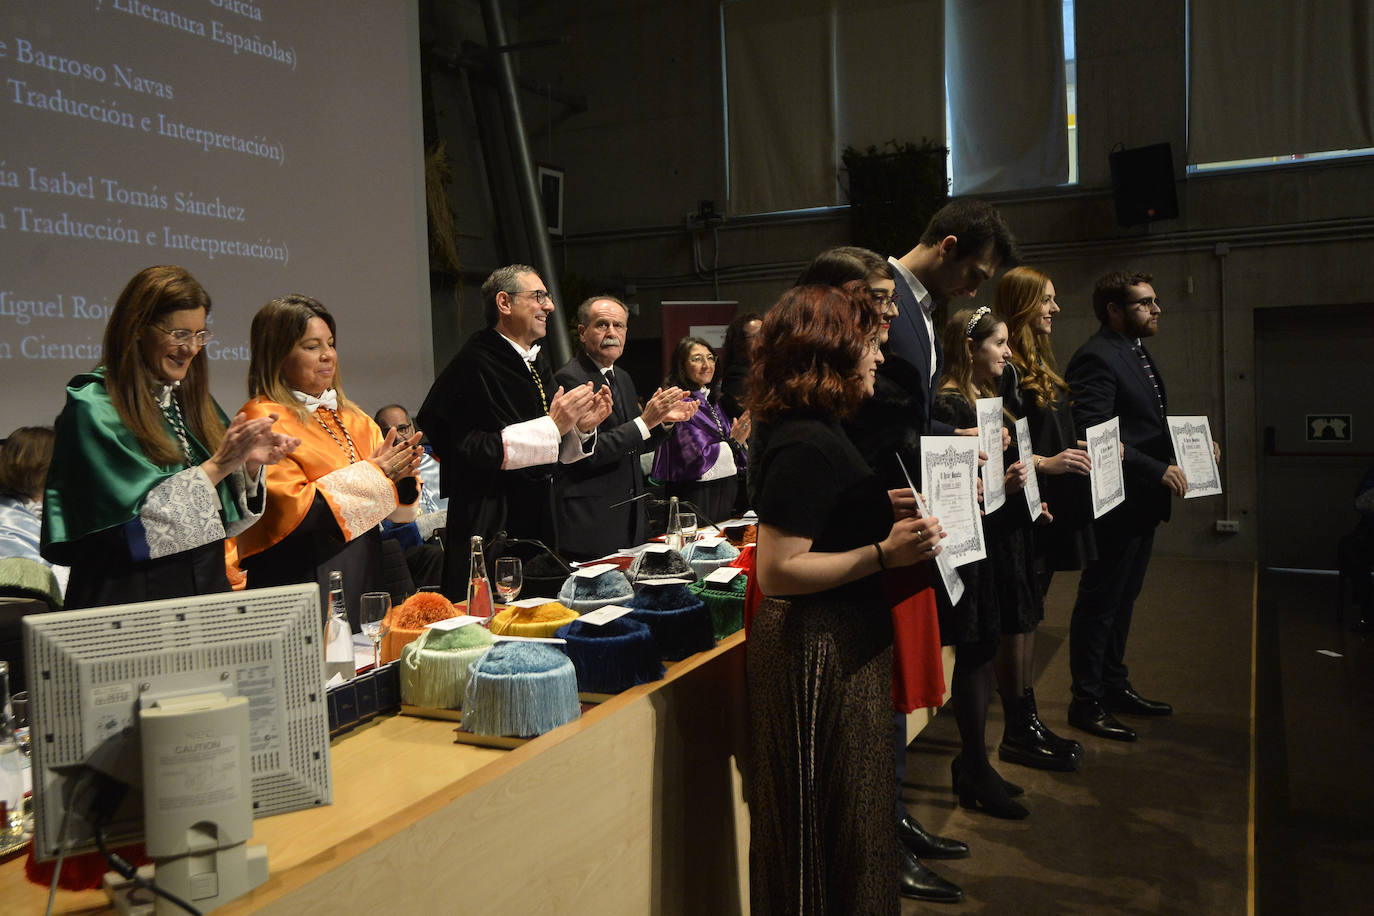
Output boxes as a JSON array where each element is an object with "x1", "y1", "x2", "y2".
[
  {"x1": 41, "y1": 265, "x2": 295, "y2": 609},
  {"x1": 418, "y1": 264, "x2": 611, "y2": 595},
  {"x1": 374, "y1": 403, "x2": 446, "y2": 587},
  {"x1": 0, "y1": 426, "x2": 69, "y2": 597},
  {"x1": 375, "y1": 404, "x2": 446, "y2": 517},
  {"x1": 555, "y1": 295, "x2": 697, "y2": 561},
  {"x1": 235, "y1": 294, "x2": 423, "y2": 627}
]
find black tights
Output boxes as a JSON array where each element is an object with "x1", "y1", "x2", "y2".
[{"x1": 952, "y1": 639, "x2": 999, "y2": 776}]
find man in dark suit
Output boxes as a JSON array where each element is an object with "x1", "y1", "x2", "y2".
[
  {"x1": 1065, "y1": 270, "x2": 1198, "y2": 741},
  {"x1": 555, "y1": 295, "x2": 698, "y2": 561},
  {"x1": 887, "y1": 198, "x2": 1019, "y2": 436},
  {"x1": 883, "y1": 200, "x2": 1018, "y2": 904}
]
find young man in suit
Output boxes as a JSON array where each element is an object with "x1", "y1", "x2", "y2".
[
  {"x1": 884, "y1": 200, "x2": 1018, "y2": 903},
  {"x1": 887, "y1": 199, "x2": 1019, "y2": 435},
  {"x1": 555, "y1": 296, "x2": 697, "y2": 561},
  {"x1": 1065, "y1": 270, "x2": 1208, "y2": 740}
]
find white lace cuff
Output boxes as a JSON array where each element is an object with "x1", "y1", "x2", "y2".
[
  {"x1": 134, "y1": 467, "x2": 227, "y2": 561},
  {"x1": 501, "y1": 416, "x2": 560, "y2": 470},
  {"x1": 223, "y1": 466, "x2": 266, "y2": 538},
  {"x1": 318, "y1": 461, "x2": 398, "y2": 540}
]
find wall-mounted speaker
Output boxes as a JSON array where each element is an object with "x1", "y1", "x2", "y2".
[{"x1": 1109, "y1": 143, "x2": 1179, "y2": 226}]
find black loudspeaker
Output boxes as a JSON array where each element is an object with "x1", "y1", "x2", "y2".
[{"x1": 1109, "y1": 143, "x2": 1178, "y2": 226}]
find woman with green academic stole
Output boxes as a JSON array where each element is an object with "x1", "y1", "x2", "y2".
[{"x1": 41, "y1": 265, "x2": 297, "y2": 609}]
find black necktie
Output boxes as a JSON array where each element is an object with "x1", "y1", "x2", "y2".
[
  {"x1": 1133, "y1": 344, "x2": 1164, "y2": 417},
  {"x1": 603, "y1": 369, "x2": 623, "y2": 420}
]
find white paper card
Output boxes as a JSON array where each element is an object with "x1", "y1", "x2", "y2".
[
  {"x1": 1086, "y1": 417, "x2": 1125, "y2": 519},
  {"x1": 1166, "y1": 415, "x2": 1223, "y2": 498},
  {"x1": 704, "y1": 566, "x2": 744, "y2": 584},
  {"x1": 1014, "y1": 417, "x2": 1043, "y2": 522},
  {"x1": 573, "y1": 563, "x2": 620, "y2": 579},
  {"x1": 508, "y1": 597, "x2": 552, "y2": 608},
  {"x1": 426, "y1": 615, "x2": 484, "y2": 631},
  {"x1": 895, "y1": 454, "x2": 965, "y2": 605},
  {"x1": 919, "y1": 436, "x2": 986, "y2": 568},
  {"x1": 576, "y1": 605, "x2": 637, "y2": 626},
  {"x1": 694, "y1": 536, "x2": 726, "y2": 549},
  {"x1": 491, "y1": 635, "x2": 568, "y2": 645},
  {"x1": 643, "y1": 543, "x2": 675, "y2": 554},
  {"x1": 975, "y1": 397, "x2": 1006, "y2": 514}
]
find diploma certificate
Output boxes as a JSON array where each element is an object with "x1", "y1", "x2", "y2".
[
  {"x1": 976, "y1": 397, "x2": 1006, "y2": 514},
  {"x1": 1167, "y1": 415, "x2": 1222, "y2": 498},
  {"x1": 1014, "y1": 417, "x2": 1043, "y2": 522},
  {"x1": 920, "y1": 436, "x2": 986, "y2": 568},
  {"x1": 1086, "y1": 417, "x2": 1125, "y2": 519},
  {"x1": 895, "y1": 454, "x2": 964, "y2": 605}
]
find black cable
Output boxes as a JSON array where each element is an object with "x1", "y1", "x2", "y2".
[{"x1": 87, "y1": 774, "x2": 203, "y2": 916}]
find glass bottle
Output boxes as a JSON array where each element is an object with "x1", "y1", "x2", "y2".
[
  {"x1": 467, "y1": 536, "x2": 495, "y2": 622},
  {"x1": 665, "y1": 496, "x2": 683, "y2": 550},
  {"x1": 323, "y1": 569, "x2": 355, "y2": 682}
]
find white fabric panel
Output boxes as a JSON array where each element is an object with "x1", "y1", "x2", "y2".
[
  {"x1": 946, "y1": 0, "x2": 1068, "y2": 194},
  {"x1": 725, "y1": 0, "x2": 837, "y2": 214},
  {"x1": 835, "y1": 0, "x2": 946, "y2": 153},
  {"x1": 1189, "y1": 0, "x2": 1374, "y2": 163}
]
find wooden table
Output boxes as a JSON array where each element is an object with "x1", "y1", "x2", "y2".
[{"x1": 2, "y1": 633, "x2": 753, "y2": 915}]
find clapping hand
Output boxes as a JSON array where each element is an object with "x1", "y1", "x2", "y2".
[
  {"x1": 370, "y1": 428, "x2": 423, "y2": 481},
  {"x1": 641, "y1": 386, "x2": 697, "y2": 428},
  {"x1": 576, "y1": 384, "x2": 614, "y2": 433}
]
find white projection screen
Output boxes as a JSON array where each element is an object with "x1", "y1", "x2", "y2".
[{"x1": 0, "y1": 0, "x2": 431, "y2": 435}]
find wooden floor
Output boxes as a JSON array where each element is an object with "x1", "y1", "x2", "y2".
[{"x1": 899, "y1": 557, "x2": 1256, "y2": 915}]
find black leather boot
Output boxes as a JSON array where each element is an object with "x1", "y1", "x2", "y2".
[{"x1": 999, "y1": 687, "x2": 1083, "y2": 772}]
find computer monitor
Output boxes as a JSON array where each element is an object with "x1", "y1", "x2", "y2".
[{"x1": 23, "y1": 583, "x2": 332, "y2": 911}]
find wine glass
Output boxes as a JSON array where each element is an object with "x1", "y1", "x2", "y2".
[
  {"x1": 359, "y1": 591, "x2": 391, "y2": 670},
  {"x1": 494, "y1": 556, "x2": 523, "y2": 605},
  {"x1": 677, "y1": 512, "x2": 698, "y2": 544}
]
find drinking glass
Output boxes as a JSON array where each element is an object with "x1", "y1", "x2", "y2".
[
  {"x1": 677, "y1": 512, "x2": 698, "y2": 543},
  {"x1": 495, "y1": 557, "x2": 523, "y2": 605},
  {"x1": 359, "y1": 591, "x2": 391, "y2": 670}
]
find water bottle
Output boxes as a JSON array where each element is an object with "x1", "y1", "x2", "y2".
[
  {"x1": 323, "y1": 569, "x2": 355, "y2": 682},
  {"x1": 467, "y1": 536, "x2": 495, "y2": 622},
  {"x1": 665, "y1": 496, "x2": 683, "y2": 550}
]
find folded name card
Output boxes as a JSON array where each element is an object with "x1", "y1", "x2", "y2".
[
  {"x1": 703, "y1": 566, "x2": 744, "y2": 585},
  {"x1": 573, "y1": 562, "x2": 621, "y2": 579},
  {"x1": 575, "y1": 605, "x2": 636, "y2": 626},
  {"x1": 426, "y1": 615, "x2": 484, "y2": 631}
]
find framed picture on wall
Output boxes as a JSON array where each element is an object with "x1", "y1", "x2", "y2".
[{"x1": 537, "y1": 164, "x2": 564, "y2": 236}]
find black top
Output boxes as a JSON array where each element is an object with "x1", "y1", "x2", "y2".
[{"x1": 750, "y1": 411, "x2": 890, "y2": 601}]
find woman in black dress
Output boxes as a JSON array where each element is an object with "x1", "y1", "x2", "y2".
[
  {"x1": 996, "y1": 266, "x2": 1094, "y2": 768},
  {"x1": 932, "y1": 305, "x2": 1036, "y2": 817},
  {"x1": 747, "y1": 282, "x2": 944, "y2": 914}
]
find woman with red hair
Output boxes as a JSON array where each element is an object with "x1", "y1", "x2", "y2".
[{"x1": 746, "y1": 282, "x2": 944, "y2": 915}]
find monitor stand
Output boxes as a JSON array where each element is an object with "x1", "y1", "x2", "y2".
[{"x1": 105, "y1": 692, "x2": 267, "y2": 914}]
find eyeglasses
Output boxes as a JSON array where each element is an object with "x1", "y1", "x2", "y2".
[
  {"x1": 386, "y1": 423, "x2": 414, "y2": 437},
  {"x1": 867, "y1": 338, "x2": 882, "y2": 353},
  {"x1": 153, "y1": 326, "x2": 215, "y2": 348},
  {"x1": 1121, "y1": 297, "x2": 1161, "y2": 311},
  {"x1": 687, "y1": 354, "x2": 717, "y2": 365},
  {"x1": 868, "y1": 289, "x2": 898, "y2": 306},
  {"x1": 511, "y1": 289, "x2": 553, "y2": 305}
]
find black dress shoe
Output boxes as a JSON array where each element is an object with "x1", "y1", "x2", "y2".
[
  {"x1": 1067, "y1": 697, "x2": 1138, "y2": 742},
  {"x1": 1104, "y1": 684, "x2": 1173, "y2": 717},
  {"x1": 898, "y1": 813, "x2": 970, "y2": 859},
  {"x1": 899, "y1": 849, "x2": 964, "y2": 904}
]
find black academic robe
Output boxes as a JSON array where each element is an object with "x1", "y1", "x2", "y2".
[
  {"x1": 418, "y1": 328, "x2": 562, "y2": 595},
  {"x1": 554, "y1": 350, "x2": 664, "y2": 560}
]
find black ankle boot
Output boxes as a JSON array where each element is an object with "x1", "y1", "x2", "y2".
[
  {"x1": 955, "y1": 759, "x2": 1029, "y2": 819},
  {"x1": 999, "y1": 687, "x2": 1083, "y2": 772}
]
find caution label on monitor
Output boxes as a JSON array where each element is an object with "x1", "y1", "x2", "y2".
[
  {"x1": 235, "y1": 664, "x2": 283, "y2": 757},
  {"x1": 151, "y1": 733, "x2": 242, "y2": 812}
]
